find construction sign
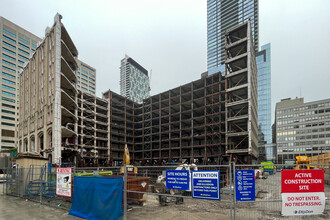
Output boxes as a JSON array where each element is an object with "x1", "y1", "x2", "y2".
[
  {"x1": 281, "y1": 170, "x2": 325, "y2": 216},
  {"x1": 56, "y1": 167, "x2": 72, "y2": 197}
]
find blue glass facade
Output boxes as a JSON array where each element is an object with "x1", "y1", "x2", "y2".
[
  {"x1": 256, "y1": 44, "x2": 271, "y2": 144},
  {"x1": 207, "y1": 0, "x2": 258, "y2": 73}
]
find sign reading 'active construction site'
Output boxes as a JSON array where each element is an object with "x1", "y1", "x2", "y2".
[{"x1": 281, "y1": 170, "x2": 325, "y2": 216}]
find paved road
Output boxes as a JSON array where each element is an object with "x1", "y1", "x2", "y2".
[{"x1": 0, "y1": 183, "x2": 82, "y2": 220}]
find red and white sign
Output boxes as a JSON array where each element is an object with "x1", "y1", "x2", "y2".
[
  {"x1": 56, "y1": 168, "x2": 72, "y2": 197},
  {"x1": 281, "y1": 170, "x2": 324, "y2": 193},
  {"x1": 281, "y1": 170, "x2": 325, "y2": 216},
  {"x1": 282, "y1": 192, "x2": 326, "y2": 216}
]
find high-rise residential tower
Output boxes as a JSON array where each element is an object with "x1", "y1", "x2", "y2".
[
  {"x1": 207, "y1": 0, "x2": 259, "y2": 73},
  {"x1": 76, "y1": 59, "x2": 96, "y2": 95},
  {"x1": 256, "y1": 44, "x2": 271, "y2": 144},
  {"x1": 0, "y1": 17, "x2": 41, "y2": 151},
  {"x1": 120, "y1": 55, "x2": 149, "y2": 103}
]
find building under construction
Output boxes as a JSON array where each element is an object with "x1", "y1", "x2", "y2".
[
  {"x1": 225, "y1": 21, "x2": 258, "y2": 163},
  {"x1": 18, "y1": 15, "x2": 257, "y2": 166}
]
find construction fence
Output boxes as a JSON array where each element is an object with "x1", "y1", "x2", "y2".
[{"x1": 1, "y1": 163, "x2": 330, "y2": 220}]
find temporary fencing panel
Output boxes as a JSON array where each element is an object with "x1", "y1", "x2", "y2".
[
  {"x1": 69, "y1": 176, "x2": 123, "y2": 220},
  {"x1": 2, "y1": 163, "x2": 330, "y2": 220}
]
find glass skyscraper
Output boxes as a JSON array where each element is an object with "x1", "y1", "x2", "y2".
[
  {"x1": 256, "y1": 43, "x2": 271, "y2": 144},
  {"x1": 207, "y1": 0, "x2": 259, "y2": 72}
]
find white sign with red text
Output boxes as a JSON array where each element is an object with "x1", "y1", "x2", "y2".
[
  {"x1": 56, "y1": 168, "x2": 72, "y2": 197},
  {"x1": 282, "y1": 192, "x2": 325, "y2": 216},
  {"x1": 281, "y1": 170, "x2": 325, "y2": 216}
]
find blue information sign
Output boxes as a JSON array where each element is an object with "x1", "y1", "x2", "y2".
[
  {"x1": 191, "y1": 171, "x2": 220, "y2": 200},
  {"x1": 166, "y1": 170, "x2": 189, "y2": 190},
  {"x1": 235, "y1": 170, "x2": 255, "y2": 201}
]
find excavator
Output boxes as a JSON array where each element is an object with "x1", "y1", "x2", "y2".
[
  {"x1": 294, "y1": 156, "x2": 315, "y2": 170},
  {"x1": 120, "y1": 144, "x2": 137, "y2": 174}
]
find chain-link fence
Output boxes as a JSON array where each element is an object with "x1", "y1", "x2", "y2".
[
  {"x1": 233, "y1": 163, "x2": 330, "y2": 220},
  {"x1": 2, "y1": 163, "x2": 330, "y2": 219}
]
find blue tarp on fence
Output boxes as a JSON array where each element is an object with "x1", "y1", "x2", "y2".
[{"x1": 69, "y1": 176, "x2": 123, "y2": 220}]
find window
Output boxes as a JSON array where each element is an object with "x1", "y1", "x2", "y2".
[
  {"x1": 2, "y1": 116, "x2": 15, "y2": 121},
  {"x1": 3, "y1": 29, "x2": 16, "y2": 38},
  {"x1": 18, "y1": 37, "x2": 29, "y2": 45},
  {"x1": 1, "y1": 122, "x2": 15, "y2": 127},
  {"x1": 2, "y1": 60, "x2": 16, "y2": 67},
  {"x1": 2, "y1": 47, "x2": 15, "y2": 55},
  {"x1": 18, "y1": 48, "x2": 29, "y2": 56},
  {"x1": 81, "y1": 87, "x2": 88, "y2": 91},
  {"x1": 81, "y1": 73, "x2": 88, "y2": 78},
  {"x1": 89, "y1": 73, "x2": 94, "y2": 77},
  {"x1": 2, "y1": 90, "x2": 15, "y2": 96},
  {"x1": 18, "y1": 54, "x2": 28, "y2": 61},
  {"x1": 32, "y1": 43, "x2": 37, "y2": 48},
  {"x1": 2, "y1": 109, "x2": 15, "y2": 114},
  {"x1": 2, "y1": 41, "x2": 16, "y2": 50},
  {"x1": 2, "y1": 35, "x2": 16, "y2": 44},
  {"x1": 2, "y1": 103, "x2": 15, "y2": 109},
  {"x1": 2, "y1": 78, "x2": 15, "y2": 85},
  {"x1": 18, "y1": 42, "x2": 30, "y2": 50},
  {"x1": 2, "y1": 97, "x2": 15, "y2": 103},
  {"x1": 1, "y1": 140, "x2": 15, "y2": 143},
  {"x1": 2, "y1": 53, "x2": 16, "y2": 61},
  {"x1": 18, "y1": 60, "x2": 25, "y2": 65}
]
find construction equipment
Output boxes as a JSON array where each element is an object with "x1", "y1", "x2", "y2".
[
  {"x1": 120, "y1": 144, "x2": 137, "y2": 174},
  {"x1": 294, "y1": 156, "x2": 314, "y2": 170}
]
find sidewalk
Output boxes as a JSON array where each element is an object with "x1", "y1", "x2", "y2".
[{"x1": 0, "y1": 183, "x2": 81, "y2": 220}]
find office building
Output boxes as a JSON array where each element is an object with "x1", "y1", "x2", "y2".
[
  {"x1": 275, "y1": 98, "x2": 330, "y2": 163},
  {"x1": 120, "y1": 55, "x2": 149, "y2": 103},
  {"x1": 225, "y1": 21, "x2": 259, "y2": 163},
  {"x1": 76, "y1": 59, "x2": 96, "y2": 95},
  {"x1": 0, "y1": 17, "x2": 42, "y2": 152},
  {"x1": 207, "y1": 0, "x2": 258, "y2": 72},
  {"x1": 256, "y1": 44, "x2": 271, "y2": 144}
]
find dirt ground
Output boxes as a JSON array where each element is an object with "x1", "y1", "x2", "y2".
[
  {"x1": 128, "y1": 172, "x2": 330, "y2": 220},
  {"x1": 1, "y1": 172, "x2": 330, "y2": 220}
]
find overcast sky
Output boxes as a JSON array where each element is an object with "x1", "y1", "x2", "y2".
[{"x1": 1, "y1": 0, "x2": 329, "y2": 123}]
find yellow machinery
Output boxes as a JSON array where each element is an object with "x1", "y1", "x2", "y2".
[
  {"x1": 294, "y1": 156, "x2": 314, "y2": 170},
  {"x1": 120, "y1": 144, "x2": 137, "y2": 174}
]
